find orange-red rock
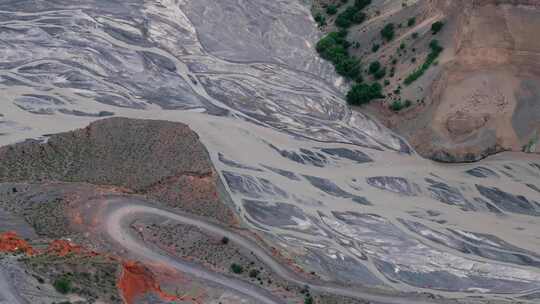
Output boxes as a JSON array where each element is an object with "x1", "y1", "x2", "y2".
[
  {"x1": 47, "y1": 240, "x2": 83, "y2": 257},
  {"x1": 118, "y1": 261, "x2": 180, "y2": 304},
  {"x1": 0, "y1": 231, "x2": 35, "y2": 255}
]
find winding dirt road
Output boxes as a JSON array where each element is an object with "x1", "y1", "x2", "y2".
[{"x1": 104, "y1": 201, "x2": 447, "y2": 304}]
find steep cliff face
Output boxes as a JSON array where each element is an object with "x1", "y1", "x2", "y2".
[{"x1": 379, "y1": 0, "x2": 540, "y2": 161}]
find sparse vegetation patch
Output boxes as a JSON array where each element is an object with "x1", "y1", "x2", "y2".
[
  {"x1": 404, "y1": 40, "x2": 443, "y2": 85},
  {"x1": 390, "y1": 100, "x2": 412, "y2": 112}
]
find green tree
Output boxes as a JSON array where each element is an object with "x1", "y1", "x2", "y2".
[
  {"x1": 431, "y1": 21, "x2": 444, "y2": 34},
  {"x1": 374, "y1": 67, "x2": 386, "y2": 80},
  {"x1": 335, "y1": 56, "x2": 361, "y2": 79},
  {"x1": 381, "y1": 23, "x2": 395, "y2": 41},
  {"x1": 54, "y1": 276, "x2": 72, "y2": 294},
  {"x1": 314, "y1": 13, "x2": 326, "y2": 27},
  {"x1": 369, "y1": 61, "x2": 381, "y2": 74},
  {"x1": 429, "y1": 39, "x2": 443, "y2": 52},
  {"x1": 326, "y1": 5, "x2": 338, "y2": 15}
]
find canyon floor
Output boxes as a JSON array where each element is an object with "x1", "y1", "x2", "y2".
[{"x1": 0, "y1": 1, "x2": 539, "y2": 304}]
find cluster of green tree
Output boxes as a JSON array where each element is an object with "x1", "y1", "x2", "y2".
[
  {"x1": 316, "y1": 31, "x2": 362, "y2": 81},
  {"x1": 314, "y1": 0, "x2": 348, "y2": 26},
  {"x1": 346, "y1": 83, "x2": 383, "y2": 105},
  {"x1": 316, "y1": 1, "x2": 386, "y2": 106},
  {"x1": 404, "y1": 39, "x2": 443, "y2": 85},
  {"x1": 335, "y1": 0, "x2": 372, "y2": 28}
]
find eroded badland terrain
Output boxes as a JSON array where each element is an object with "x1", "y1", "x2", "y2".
[{"x1": 0, "y1": 1, "x2": 540, "y2": 304}]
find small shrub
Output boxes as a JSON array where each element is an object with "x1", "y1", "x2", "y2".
[
  {"x1": 405, "y1": 99, "x2": 412, "y2": 107},
  {"x1": 407, "y1": 17, "x2": 416, "y2": 27},
  {"x1": 221, "y1": 236, "x2": 229, "y2": 245},
  {"x1": 372, "y1": 44, "x2": 380, "y2": 52},
  {"x1": 249, "y1": 269, "x2": 260, "y2": 278},
  {"x1": 231, "y1": 263, "x2": 244, "y2": 274}
]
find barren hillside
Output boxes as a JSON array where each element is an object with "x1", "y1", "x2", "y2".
[{"x1": 314, "y1": 0, "x2": 540, "y2": 161}]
